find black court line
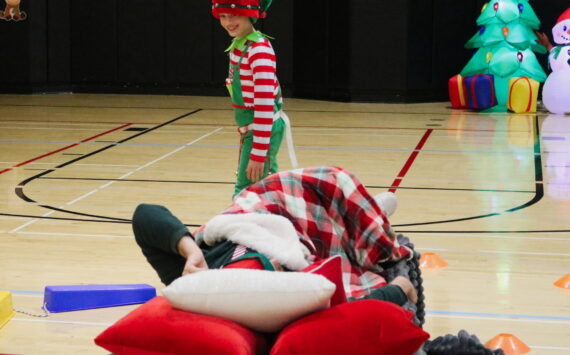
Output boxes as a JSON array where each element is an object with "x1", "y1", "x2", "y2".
[
  {"x1": 0, "y1": 123, "x2": 132, "y2": 175},
  {"x1": 39, "y1": 177, "x2": 235, "y2": 185},
  {"x1": 0, "y1": 212, "x2": 131, "y2": 224},
  {"x1": 5, "y1": 113, "x2": 561, "y2": 233},
  {"x1": 0, "y1": 212, "x2": 201, "y2": 228},
  {"x1": 37, "y1": 178, "x2": 535, "y2": 194},
  {"x1": 393, "y1": 229, "x2": 570, "y2": 233},
  {"x1": 0, "y1": 213, "x2": 201, "y2": 227},
  {"x1": 0, "y1": 118, "x2": 533, "y2": 134},
  {"x1": 37, "y1": 205, "x2": 132, "y2": 222},
  {"x1": 12, "y1": 110, "x2": 202, "y2": 222},
  {"x1": 366, "y1": 185, "x2": 534, "y2": 194},
  {"x1": 0, "y1": 104, "x2": 204, "y2": 110},
  {"x1": 0, "y1": 103, "x2": 463, "y2": 116},
  {"x1": 7, "y1": 102, "x2": 544, "y2": 119},
  {"x1": 394, "y1": 115, "x2": 545, "y2": 229}
]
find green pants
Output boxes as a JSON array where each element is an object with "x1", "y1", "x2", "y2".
[{"x1": 234, "y1": 118, "x2": 285, "y2": 197}]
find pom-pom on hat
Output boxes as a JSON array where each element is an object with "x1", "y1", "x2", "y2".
[{"x1": 212, "y1": 0, "x2": 273, "y2": 20}]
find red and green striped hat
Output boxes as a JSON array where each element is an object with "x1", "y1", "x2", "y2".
[{"x1": 212, "y1": 0, "x2": 272, "y2": 19}]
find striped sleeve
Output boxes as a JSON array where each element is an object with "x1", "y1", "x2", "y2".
[{"x1": 248, "y1": 39, "x2": 278, "y2": 163}]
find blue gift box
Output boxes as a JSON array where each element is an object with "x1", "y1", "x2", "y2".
[{"x1": 464, "y1": 74, "x2": 497, "y2": 110}]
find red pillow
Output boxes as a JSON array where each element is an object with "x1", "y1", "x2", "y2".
[
  {"x1": 94, "y1": 296, "x2": 270, "y2": 355},
  {"x1": 301, "y1": 255, "x2": 347, "y2": 306},
  {"x1": 270, "y1": 300, "x2": 429, "y2": 355}
]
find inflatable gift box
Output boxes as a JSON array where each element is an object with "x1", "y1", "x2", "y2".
[
  {"x1": 507, "y1": 76, "x2": 539, "y2": 113},
  {"x1": 448, "y1": 74, "x2": 468, "y2": 109},
  {"x1": 464, "y1": 74, "x2": 497, "y2": 110}
]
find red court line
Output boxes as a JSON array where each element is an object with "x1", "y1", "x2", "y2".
[
  {"x1": 0, "y1": 123, "x2": 132, "y2": 175},
  {"x1": 389, "y1": 129, "x2": 433, "y2": 193}
]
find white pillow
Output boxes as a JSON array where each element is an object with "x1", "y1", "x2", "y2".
[{"x1": 162, "y1": 269, "x2": 335, "y2": 332}]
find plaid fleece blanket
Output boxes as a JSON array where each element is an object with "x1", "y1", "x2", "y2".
[{"x1": 194, "y1": 166, "x2": 412, "y2": 298}]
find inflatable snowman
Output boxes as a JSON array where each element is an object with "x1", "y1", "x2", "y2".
[{"x1": 543, "y1": 8, "x2": 570, "y2": 114}]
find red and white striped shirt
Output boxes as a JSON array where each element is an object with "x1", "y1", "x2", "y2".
[{"x1": 229, "y1": 38, "x2": 281, "y2": 163}]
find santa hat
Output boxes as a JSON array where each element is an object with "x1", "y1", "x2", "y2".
[
  {"x1": 556, "y1": 8, "x2": 570, "y2": 25},
  {"x1": 212, "y1": 0, "x2": 273, "y2": 20}
]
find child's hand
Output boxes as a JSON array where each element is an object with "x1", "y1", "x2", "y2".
[
  {"x1": 390, "y1": 276, "x2": 418, "y2": 304},
  {"x1": 246, "y1": 160, "x2": 265, "y2": 182},
  {"x1": 182, "y1": 251, "x2": 208, "y2": 275},
  {"x1": 177, "y1": 236, "x2": 208, "y2": 275}
]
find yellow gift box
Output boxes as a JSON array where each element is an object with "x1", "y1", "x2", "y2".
[{"x1": 507, "y1": 76, "x2": 540, "y2": 113}]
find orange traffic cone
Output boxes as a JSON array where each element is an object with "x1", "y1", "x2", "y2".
[
  {"x1": 554, "y1": 273, "x2": 570, "y2": 289},
  {"x1": 419, "y1": 253, "x2": 448, "y2": 269},
  {"x1": 485, "y1": 333, "x2": 531, "y2": 355}
]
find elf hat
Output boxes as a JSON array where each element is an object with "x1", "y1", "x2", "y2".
[
  {"x1": 556, "y1": 8, "x2": 570, "y2": 25},
  {"x1": 212, "y1": 0, "x2": 273, "y2": 20}
]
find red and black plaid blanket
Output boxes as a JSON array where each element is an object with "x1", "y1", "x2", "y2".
[{"x1": 194, "y1": 166, "x2": 412, "y2": 298}]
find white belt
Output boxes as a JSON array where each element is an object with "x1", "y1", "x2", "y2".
[
  {"x1": 237, "y1": 111, "x2": 298, "y2": 168},
  {"x1": 275, "y1": 110, "x2": 298, "y2": 168}
]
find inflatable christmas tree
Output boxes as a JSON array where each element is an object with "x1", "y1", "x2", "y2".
[{"x1": 460, "y1": 0, "x2": 547, "y2": 111}]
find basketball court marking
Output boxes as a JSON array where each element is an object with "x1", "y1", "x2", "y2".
[
  {"x1": 9, "y1": 127, "x2": 223, "y2": 232},
  {"x1": 0, "y1": 123, "x2": 132, "y2": 175},
  {"x1": 389, "y1": 129, "x2": 433, "y2": 192}
]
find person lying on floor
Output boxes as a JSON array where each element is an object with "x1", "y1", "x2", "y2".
[{"x1": 133, "y1": 166, "x2": 417, "y2": 306}]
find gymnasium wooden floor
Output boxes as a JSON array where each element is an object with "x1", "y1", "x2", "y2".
[{"x1": 0, "y1": 93, "x2": 569, "y2": 354}]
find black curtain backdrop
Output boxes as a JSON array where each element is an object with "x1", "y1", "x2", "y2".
[{"x1": 0, "y1": 0, "x2": 567, "y2": 102}]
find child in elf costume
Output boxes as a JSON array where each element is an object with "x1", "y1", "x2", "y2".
[{"x1": 212, "y1": 0, "x2": 296, "y2": 198}]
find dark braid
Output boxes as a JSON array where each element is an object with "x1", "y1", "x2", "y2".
[{"x1": 424, "y1": 330, "x2": 506, "y2": 355}]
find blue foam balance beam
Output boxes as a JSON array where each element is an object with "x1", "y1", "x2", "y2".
[{"x1": 44, "y1": 284, "x2": 156, "y2": 313}]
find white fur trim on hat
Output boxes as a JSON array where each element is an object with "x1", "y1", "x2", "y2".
[{"x1": 203, "y1": 213, "x2": 310, "y2": 271}]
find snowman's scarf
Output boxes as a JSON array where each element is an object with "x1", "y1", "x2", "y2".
[
  {"x1": 194, "y1": 166, "x2": 412, "y2": 298},
  {"x1": 550, "y1": 44, "x2": 570, "y2": 70},
  {"x1": 552, "y1": 44, "x2": 569, "y2": 59}
]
